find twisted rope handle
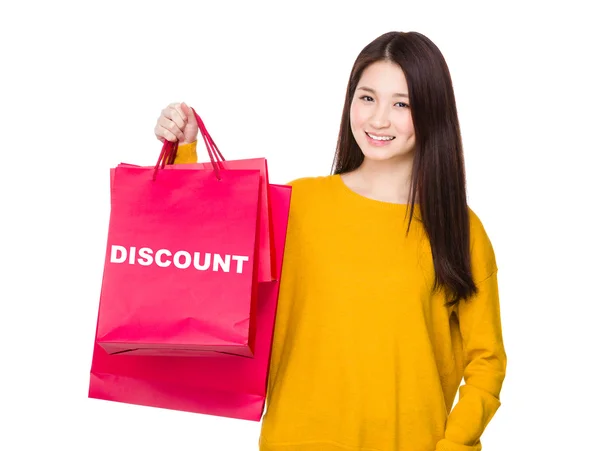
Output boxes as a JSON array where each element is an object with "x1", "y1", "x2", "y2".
[{"x1": 152, "y1": 107, "x2": 226, "y2": 180}]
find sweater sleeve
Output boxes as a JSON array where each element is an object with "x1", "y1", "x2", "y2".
[
  {"x1": 435, "y1": 211, "x2": 508, "y2": 451},
  {"x1": 173, "y1": 140, "x2": 198, "y2": 164}
]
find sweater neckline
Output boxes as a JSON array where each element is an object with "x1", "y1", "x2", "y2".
[{"x1": 333, "y1": 174, "x2": 419, "y2": 211}]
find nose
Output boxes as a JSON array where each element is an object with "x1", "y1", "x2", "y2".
[{"x1": 370, "y1": 106, "x2": 391, "y2": 129}]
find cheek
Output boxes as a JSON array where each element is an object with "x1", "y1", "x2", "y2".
[
  {"x1": 393, "y1": 112, "x2": 415, "y2": 136},
  {"x1": 350, "y1": 102, "x2": 368, "y2": 132}
]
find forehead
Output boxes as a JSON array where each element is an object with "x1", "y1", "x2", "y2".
[{"x1": 358, "y1": 60, "x2": 408, "y2": 93}]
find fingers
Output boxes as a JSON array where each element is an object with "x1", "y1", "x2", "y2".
[
  {"x1": 169, "y1": 102, "x2": 187, "y2": 128},
  {"x1": 154, "y1": 124, "x2": 180, "y2": 143},
  {"x1": 181, "y1": 102, "x2": 198, "y2": 126},
  {"x1": 155, "y1": 103, "x2": 186, "y2": 142},
  {"x1": 163, "y1": 103, "x2": 186, "y2": 130}
]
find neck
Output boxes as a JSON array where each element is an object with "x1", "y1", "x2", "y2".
[{"x1": 349, "y1": 154, "x2": 415, "y2": 204}]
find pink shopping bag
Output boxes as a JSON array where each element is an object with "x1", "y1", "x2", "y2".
[
  {"x1": 169, "y1": 160, "x2": 275, "y2": 283},
  {"x1": 96, "y1": 139, "x2": 262, "y2": 357},
  {"x1": 172, "y1": 108, "x2": 277, "y2": 282},
  {"x1": 89, "y1": 183, "x2": 292, "y2": 421}
]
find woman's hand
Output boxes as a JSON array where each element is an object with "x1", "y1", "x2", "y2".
[{"x1": 154, "y1": 102, "x2": 198, "y2": 144}]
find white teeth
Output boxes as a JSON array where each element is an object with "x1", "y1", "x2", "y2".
[{"x1": 367, "y1": 132, "x2": 394, "y2": 141}]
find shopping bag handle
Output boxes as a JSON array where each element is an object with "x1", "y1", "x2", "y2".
[
  {"x1": 192, "y1": 107, "x2": 226, "y2": 165},
  {"x1": 153, "y1": 107, "x2": 226, "y2": 181}
]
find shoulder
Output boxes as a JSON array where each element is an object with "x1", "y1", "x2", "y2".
[
  {"x1": 286, "y1": 174, "x2": 335, "y2": 189},
  {"x1": 281, "y1": 175, "x2": 338, "y2": 221},
  {"x1": 467, "y1": 206, "x2": 498, "y2": 280},
  {"x1": 467, "y1": 207, "x2": 487, "y2": 240},
  {"x1": 285, "y1": 175, "x2": 337, "y2": 200}
]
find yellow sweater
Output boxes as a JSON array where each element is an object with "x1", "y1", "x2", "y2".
[{"x1": 174, "y1": 142, "x2": 507, "y2": 451}]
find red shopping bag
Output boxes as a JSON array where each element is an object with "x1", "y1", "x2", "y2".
[
  {"x1": 96, "y1": 139, "x2": 262, "y2": 357},
  {"x1": 89, "y1": 183, "x2": 292, "y2": 421}
]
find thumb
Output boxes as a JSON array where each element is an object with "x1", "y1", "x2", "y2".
[{"x1": 181, "y1": 102, "x2": 197, "y2": 126}]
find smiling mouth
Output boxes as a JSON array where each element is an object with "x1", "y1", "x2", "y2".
[{"x1": 366, "y1": 131, "x2": 395, "y2": 141}]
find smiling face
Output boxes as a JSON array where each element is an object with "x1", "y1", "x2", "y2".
[{"x1": 350, "y1": 60, "x2": 416, "y2": 163}]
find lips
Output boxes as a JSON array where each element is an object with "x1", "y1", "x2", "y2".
[{"x1": 365, "y1": 131, "x2": 395, "y2": 141}]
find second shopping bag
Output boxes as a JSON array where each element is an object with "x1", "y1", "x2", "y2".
[{"x1": 89, "y1": 183, "x2": 292, "y2": 421}]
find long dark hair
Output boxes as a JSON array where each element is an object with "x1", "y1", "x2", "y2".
[{"x1": 332, "y1": 31, "x2": 477, "y2": 307}]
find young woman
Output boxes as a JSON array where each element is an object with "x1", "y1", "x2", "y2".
[{"x1": 154, "y1": 31, "x2": 507, "y2": 451}]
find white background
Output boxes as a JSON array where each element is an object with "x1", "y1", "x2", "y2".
[{"x1": 1, "y1": 1, "x2": 599, "y2": 450}]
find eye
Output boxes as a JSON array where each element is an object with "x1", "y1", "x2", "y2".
[
  {"x1": 395, "y1": 102, "x2": 410, "y2": 108},
  {"x1": 359, "y1": 95, "x2": 374, "y2": 102}
]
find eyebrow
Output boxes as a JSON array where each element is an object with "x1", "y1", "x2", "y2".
[{"x1": 357, "y1": 86, "x2": 409, "y2": 98}]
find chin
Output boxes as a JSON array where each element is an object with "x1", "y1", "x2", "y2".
[{"x1": 359, "y1": 146, "x2": 413, "y2": 162}]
